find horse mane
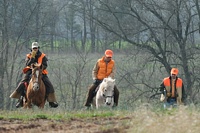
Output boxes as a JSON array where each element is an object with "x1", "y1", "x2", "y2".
[
  {"x1": 31, "y1": 63, "x2": 43, "y2": 71},
  {"x1": 100, "y1": 77, "x2": 115, "y2": 89}
]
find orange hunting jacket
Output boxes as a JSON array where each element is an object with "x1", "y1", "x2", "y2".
[
  {"x1": 160, "y1": 76, "x2": 184, "y2": 100},
  {"x1": 92, "y1": 56, "x2": 115, "y2": 80},
  {"x1": 23, "y1": 53, "x2": 48, "y2": 74}
]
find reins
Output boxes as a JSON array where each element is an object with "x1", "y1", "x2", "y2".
[{"x1": 103, "y1": 94, "x2": 114, "y2": 98}]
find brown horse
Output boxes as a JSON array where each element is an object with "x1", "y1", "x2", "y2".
[{"x1": 24, "y1": 63, "x2": 46, "y2": 108}]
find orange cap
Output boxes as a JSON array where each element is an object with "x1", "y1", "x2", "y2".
[
  {"x1": 105, "y1": 49, "x2": 113, "y2": 57},
  {"x1": 171, "y1": 68, "x2": 179, "y2": 75}
]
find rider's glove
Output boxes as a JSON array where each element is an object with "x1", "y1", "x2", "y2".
[
  {"x1": 31, "y1": 51, "x2": 36, "y2": 58},
  {"x1": 93, "y1": 79, "x2": 102, "y2": 86}
]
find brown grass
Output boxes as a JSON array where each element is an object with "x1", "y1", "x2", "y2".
[
  {"x1": 1, "y1": 105, "x2": 200, "y2": 133},
  {"x1": 128, "y1": 105, "x2": 200, "y2": 133}
]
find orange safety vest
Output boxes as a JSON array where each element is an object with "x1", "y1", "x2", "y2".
[
  {"x1": 163, "y1": 77, "x2": 182, "y2": 98},
  {"x1": 22, "y1": 53, "x2": 48, "y2": 74},
  {"x1": 97, "y1": 57, "x2": 115, "y2": 80}
]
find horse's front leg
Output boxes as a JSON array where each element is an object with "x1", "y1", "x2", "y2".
[
  {"x1": 24, "y1": 100, "x2": 31, "y2": 109},
  {"x1": 23, "y1": 97, "x2": 27, "y2": 108},
  {"x1": 96, "y1": 96, "x2": 103, "y2": 109},
  {"x1": 38, "y1": 101, "x2": 45, "y2": 109},
  {"x1": 23, "y1": 102, "x2": 28, "y2": 109},
  {"x1": 110, "y1": 98, "x2": 114, "y2": 109},
  {"x1": 96, "y1": 98, "x2": 100, "y2": 109},
  {"x1": 96, "y1": 94, "x2": 100, "y2": 109}
]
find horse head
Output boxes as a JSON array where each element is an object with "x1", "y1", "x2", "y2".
[
  {"x1": 101, "y1": 77, "x2": 115, "y2": 105},
  {"x1": 31, "y1": 63, "x2": 43, "y2": 91},
  {"x1": 24, "y1": 63, "x2": 46, "y2": 109}
]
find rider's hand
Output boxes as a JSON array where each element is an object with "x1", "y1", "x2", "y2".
[
  {"x1": 93, "y1": 79, "x2": 102, "y2": 86},
  {"x1": 31, "y1": 51, "x2": 36, "y2": 58}
]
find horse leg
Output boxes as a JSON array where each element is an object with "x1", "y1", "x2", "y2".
[
  {"x1": 23, "y1": 102, "x2": 27, "y2": 108},
  {"x1": 38, "y1": 105, "x2": 44, "y2": 109},
  {"x1": 39, "y1": 101, "x2": 45, "y2": 109},
  {"x1": 23, "y1": 95, "x2": 28, "y2": 109},
  {"x1": 26, "y1": 102, "x2": 31, "y2": 108},
  {"x1": 96, "y1": 95, "x2": 101, "y2": 109},
  {"x1": 96, "y1": 99, "x2": 99, "y2": 109},
  {"x1": 23, "y1": 101, "x2": 30, "y2": 108},
  {"x1": 111, "y1": 98, "x2": 114, "y2": 107},
  {"x1": 24, "y1": 98, "x2": 32, "y2": 109},
  {"x1": 38, "y1": 85, "x2": 46, "y2": 109}
]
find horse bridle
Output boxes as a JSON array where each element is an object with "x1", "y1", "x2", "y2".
[
  {"x1": 103, "y1": 94, "x2": 114, "y2": 98},
  {"x1": 103, "y1": 94, "x2": 114, "y2": 104},
  {"x1": 32, "y1": 69, "x2": 39, "y2": 83},
  {"x1": 103, "y1": 93, "x2": 114, "y2": 103},
  {"x1": 102, "y1": 87, "x2": 114, "y2": 99},
  {"x1": 32, "y1": 68, "x2": 40, "y2": 91}
]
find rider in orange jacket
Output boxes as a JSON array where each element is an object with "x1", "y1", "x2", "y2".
[
  {"x1": 159, "y1": 68, "x2": 186, "y2": 107},
  {"x1": 84, "y1": 49, "x2": 119, "y2": 108},
  {"x1": 10, "y1": 42, "x2": 58, "y2": 108}
]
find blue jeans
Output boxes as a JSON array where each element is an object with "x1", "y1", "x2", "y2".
[{"x1": 163, "y1": 98, "x2": 177, "y2": 109}]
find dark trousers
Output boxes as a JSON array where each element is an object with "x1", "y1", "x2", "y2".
[
  {"x1": 16, "y1": 70, "x2": 32, "y2": 95},
  {"x1": 114, "y1": 86, "x2": 119, "y2": 106},
  {"x1": 42, "y1": 74, "x2": 55, "y2": 94},
  {"x1": 84, "y1": 83, "x2": 119, "y2": 107}
]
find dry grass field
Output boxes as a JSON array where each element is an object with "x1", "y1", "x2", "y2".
[{"x1": 1, "y1": 105, "x2": 200, "y2": 133}]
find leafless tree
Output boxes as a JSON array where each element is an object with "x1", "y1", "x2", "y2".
[{"x1": 90, "y1": 0, "x2": 200, "y2": 102}]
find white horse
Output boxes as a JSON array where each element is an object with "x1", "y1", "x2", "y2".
[{"x1": 95, "y1": 77, "x2": 115, "y2": 109}]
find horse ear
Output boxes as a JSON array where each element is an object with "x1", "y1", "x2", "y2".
[
  {"x1": 112, "y1": 79, "x2": 115, "y2": 84},
  {"x1": 103, "y1": 78, "x2": 107, "y2": 82}
]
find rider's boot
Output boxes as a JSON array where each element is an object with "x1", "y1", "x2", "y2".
[
  {"x1": 10, "y1": 82, "x2": 25, "y2": 99},
  {"x1": 10, "y1": 82, "x2": 25, "y2": 108},
  {"x1": 16, "y1": 96, "x2": 24, "y2": 108},
  {"x1": 15, "y1": 82, "x2": 26, "y2": 108},
  {"x1": 47, "y1": 93, "x2": 58, "y2": 108}
]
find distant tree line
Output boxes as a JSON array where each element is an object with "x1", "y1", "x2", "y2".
[{"x1": 1, "y1": 0, "x2": 200, "y2": 109}]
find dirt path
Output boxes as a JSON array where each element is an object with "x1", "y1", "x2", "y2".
[{"x1": 0, "y1": 116, "x2": 131, "y2": 133}]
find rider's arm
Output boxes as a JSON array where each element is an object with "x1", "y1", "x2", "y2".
[
  {"x1": 25, "y1": 54, "x2": 35, "y2": 66},
  {"x1": 42, "y1": 56, "x2": 48, "y2": 70},
  {"x1": 159, "y1": 81, "x2": 165, "y2": 94},
  {"x1": 92, "y1": 61, "x2": 99, "y2": 80},
  {"x1": 109, "y1": 62, "x2": 116, "y2": 79}
]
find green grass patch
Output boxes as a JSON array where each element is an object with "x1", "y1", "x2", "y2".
[
  {"x1": 35, "y1": 114, "x2": 48, "y2": 119},
  {"x1": 1, "y1": 105, "x2": 198, "y2": 122},
  {"x1": 0, "y1": 109, "x2": 121, "y2": 121}
]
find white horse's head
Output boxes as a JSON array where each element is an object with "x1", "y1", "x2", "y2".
[{"x1": 101, "y1": 77, "x2": 115, "y2": 106}]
